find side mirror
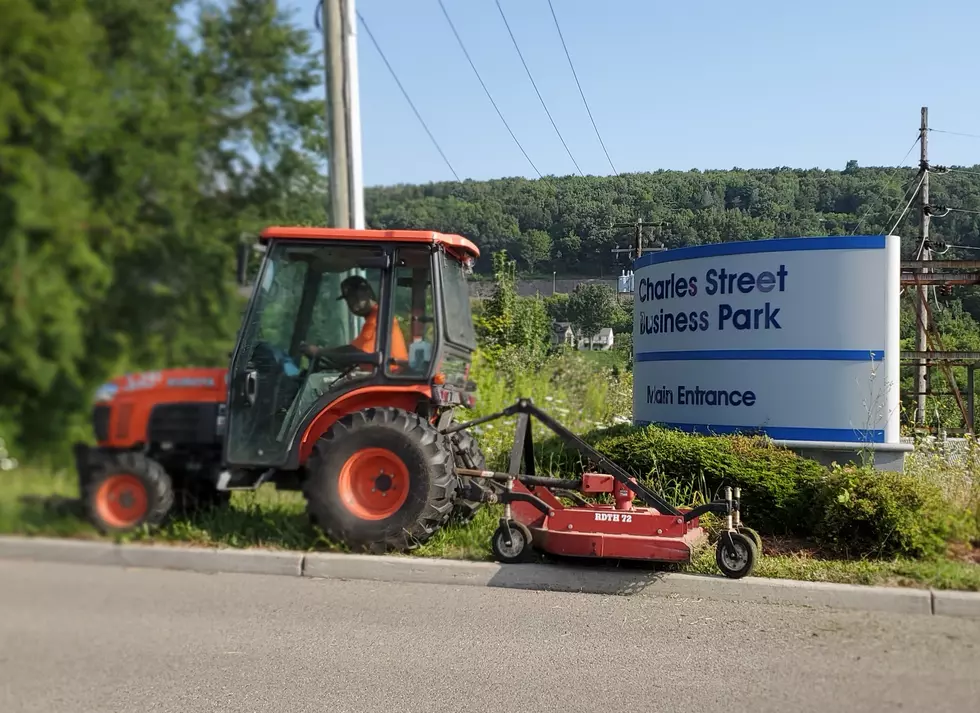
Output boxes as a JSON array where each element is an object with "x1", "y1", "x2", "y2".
[{"x1": 236, "y1": 242, "x2": 250, "y2": 286}]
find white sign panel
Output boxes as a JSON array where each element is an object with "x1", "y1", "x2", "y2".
[{"x1": 632, "y1": 235, "x2": 901, "y2": 444}]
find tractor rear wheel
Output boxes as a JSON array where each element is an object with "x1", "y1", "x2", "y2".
[
  {"x1": 83, "y1": 453, "x2": 174, "y2": 534},
  {"x1": 303, "y1": 407, "x2": 457, "y2": 552},
  {"x1": 449, "y1": 430, "x2": 491, "y2": 525}
]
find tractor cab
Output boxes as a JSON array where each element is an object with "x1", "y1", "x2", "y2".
[{"x1": 223, "y1": 227, "x2": 480, "y2": 474}]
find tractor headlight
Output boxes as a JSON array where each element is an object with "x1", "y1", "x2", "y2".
[{"x1": 94, "y1": 383, "x2": 118, "y2": 403}]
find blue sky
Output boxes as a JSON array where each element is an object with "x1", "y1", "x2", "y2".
[{"x1": 287, "y1": 0, "x2": 980, "y2": 187}]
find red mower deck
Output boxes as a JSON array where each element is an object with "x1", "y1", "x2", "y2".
[{"x1": 444, "y1": 398, "x2": 760, "y2": 579}]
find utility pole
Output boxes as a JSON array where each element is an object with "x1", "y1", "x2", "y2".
[
  {"x1": 321, "y1": 0, "x2": 365, "y2": 229},
  {"x1": 610, "y1": 220, "x2": 667, "y2": 260},
  {"x1": 915, "y1": 106, "x2": 931, "y2": 426}
]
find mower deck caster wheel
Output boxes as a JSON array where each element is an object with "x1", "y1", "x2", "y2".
[
  {"x1": 737, "y1": 526, "x2": 763, "y2": 554},
  {"x1": 715, "y1": 531, "x2": 758, "y2": 579},
  {"x1": 491, "y1": 521, "x2": 534, "y2": 564}
]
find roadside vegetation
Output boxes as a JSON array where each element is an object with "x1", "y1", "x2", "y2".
[
  {"x1": 2, "y1": 348, "x2": 978, "y2": 591},
  {"x1": 2, "y1": 258, "x2": 978, "y2": 591}
]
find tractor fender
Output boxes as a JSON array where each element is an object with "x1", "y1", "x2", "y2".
[{"x1": 295, "y1": 385, "x2": 433, "y2": 466}]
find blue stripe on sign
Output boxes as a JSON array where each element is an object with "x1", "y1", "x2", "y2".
[
  {"x1": 633, "y1": 234, "x2": 886, "y2": 270},
  {"x1": 634, "y1": 421, "x2": 886, "y2": 444},
  {"x1": 635, "y1": 349, "x2": 885, "y2": 362}
]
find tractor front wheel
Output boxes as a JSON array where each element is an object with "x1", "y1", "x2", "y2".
[
  {"x1": 83, "y1": 453, "x2": 174, "y2": 534},
  {"x1": 303, "y1": 407, "x2": 457, "y2": 552}
]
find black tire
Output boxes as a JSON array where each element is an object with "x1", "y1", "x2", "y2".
[
  {"x1": 449, "y1": 430, "x2": 491, "y2": 525},
  {"x1": 303, "y1": 407, "x2": 457, "y2": 552},
  {"x1": 83, "y1": 452, "x2": 174, "y2": 534},
  {"x1": 737, "y1": 525, "x2": 763, "y2": 554},
  {"x1": 491, "y1": 521, "x2": 534, "y2": 564},
  {"x1": 715, "y1": 531, "x2": 758, "y2": 579}
]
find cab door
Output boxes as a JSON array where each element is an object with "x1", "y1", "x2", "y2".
[
  {"x1": 222, "y1": 240, "x2": 390, "y2": 469},
  {"x1": 223, "y1": 240, "x2": 313, "y2": 468}
]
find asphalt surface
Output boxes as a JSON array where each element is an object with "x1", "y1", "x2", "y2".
[{"x1": 1, "y1": 560, "x2": 978, "y2": 713}]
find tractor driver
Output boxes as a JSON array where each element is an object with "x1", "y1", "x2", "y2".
[{"x1": 300, "y1": 274, "x2": 408, "y2": 368}]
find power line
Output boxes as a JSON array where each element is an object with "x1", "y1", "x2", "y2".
[
  {"x1": 935, "y1": 167, "x2": 980, "y2": 178},
  {"x1": 888, "y1": 172, "x2": 925, "y2": 238},
  {"x1": 437, "y1": 0, "x2": 541, "y2": 178},
  {"x1": 849, "y1": 134, "x2": 920, "y2": 235},
  {"x1": 354, "y1": 7, "x2": 462, "y2": 182},
  {"x1": 897, "y1": 134, "x2": 923, "y2": 166},
  {"x1": 923, "y1": 205, "x2": 980, "y2": 217},
  {"x1": 883, "y1": 171, "x2": 924, "y2": 238},
  {"x1": 929, "y1": 128, "x2": 980, "y2": 140},
  {"x1": 546, "y1": 0, "x2": 618, "y2": 176},
  {"x1": 494, "y1": 0, "x2": 583, "y2": 177}
]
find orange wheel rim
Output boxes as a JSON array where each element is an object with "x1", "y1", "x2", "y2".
[
  {"x1": 338, "y1": 448, "x2": 410, "y2": 521},
  {"x1": 94, "y1": 474, "x2": 149, "y2": 528}
]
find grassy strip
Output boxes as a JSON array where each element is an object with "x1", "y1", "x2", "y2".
[
  {"x1": 685, "y1": 538, "x2": 980, "y2": 591},
  {"x1": 3, "y1": 467, "x2": 977, "y2": 591}
]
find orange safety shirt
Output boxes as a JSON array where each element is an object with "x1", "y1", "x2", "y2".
[{"x1": 350, "y1": 305, "x2": 408, "y2": 361}]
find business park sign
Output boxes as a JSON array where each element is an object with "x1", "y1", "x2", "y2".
[{"x1": 632, "y1": 235, "x2": 901, "y2": 444}]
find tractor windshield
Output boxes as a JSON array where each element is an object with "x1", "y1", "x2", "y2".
[
  {"x1": 439, "y1": 251, "x2": 477, "y2": 350},
  {"x1": 225, "y1": 240, "x2": 394, "y2": 466}
]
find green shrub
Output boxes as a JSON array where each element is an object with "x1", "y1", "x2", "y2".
[
  {"x1": 535, "y1": 423, "x2": 826, "y2": 534},
  {"x1": 474, "y1": 251, "x2": 550, "y2": 368},
  {"x1": 468, "y1": 357, "x2": 977, "y2": 560},
  {"x1": 809, "y1": 464, "x2": 976, "y2": 559}
]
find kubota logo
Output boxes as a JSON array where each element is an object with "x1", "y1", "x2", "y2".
[{"x1": 123, "y1": 371, "x2": 163, "y2": 391}]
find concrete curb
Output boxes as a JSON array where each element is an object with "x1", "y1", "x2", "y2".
[
  {"x1": 0, "y1": 536, "x2": 303, "y2": 577},
  {"x1": 2, "y1": 535, "x2": 978, "y2": 619}
]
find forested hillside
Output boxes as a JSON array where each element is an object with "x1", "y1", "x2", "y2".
[
  {"x1": 364, "y1": 165, "x2": 980, "y2": 276},
  {"x1": 4, "y1": 1, "x2": 980, "y2": 463}
]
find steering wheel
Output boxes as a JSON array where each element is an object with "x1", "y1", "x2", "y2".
[
  {"x1": 307, "y1": 343, "x2": 373, "y2": 372},
  {"x1": 310, "y1": 350, "x2": 346, "y2": 373}
]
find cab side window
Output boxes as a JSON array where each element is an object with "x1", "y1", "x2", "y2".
[
  {"x1": 307, "y1": 268, "x2": 384, "y2": 356},
  {"x1": 386, "y1": 248, "x2": 435, "y2": 377}
]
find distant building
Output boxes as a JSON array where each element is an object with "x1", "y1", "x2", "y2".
[
  {"x1": 579, "y1": 327, "x2": 615, "y2": 351},
  {"x1": 551, "y1": 321, "x2": 615, "y2": 351},
  {"x1": 551, "y1": 322, "x2": 576, "y2": 347}
]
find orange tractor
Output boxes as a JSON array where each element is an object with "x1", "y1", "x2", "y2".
[
  {"x1": 74, "y1": 227, "x2": 492, "y2": 551},
  {"x1": 72, "y1": 225, "x2": 760, "y2": 577}
]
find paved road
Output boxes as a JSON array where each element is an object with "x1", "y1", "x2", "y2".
[{"x1": 1, "y1": 560, "x2": 978, "y2": 713}]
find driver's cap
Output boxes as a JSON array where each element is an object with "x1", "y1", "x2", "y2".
[{"x1": 337, "y1": 274, "x2": 374, "y2": 301}]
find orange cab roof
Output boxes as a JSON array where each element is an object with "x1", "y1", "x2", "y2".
[{"x1": 259, "y1": 226, "x2": 480, "y2": 259}]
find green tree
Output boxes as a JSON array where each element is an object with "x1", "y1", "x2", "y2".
[
  {"x1": 0, "y1": 0, "x2": 325, "y2": 461},
  {"x1": 475, "y1": 251, "x2": 550, "y2": 364},
  {"x1": 610, "y1": 297, "x2": 633, "y2": 334},
  {"x1": 567, "y1": 283, "x2": 617, "y2": 347},
  {"x1": 543, "y1": 293, "x2": 570, "y2": 323},
  {"x1": 0, "y1": 0, "x2": 128, "y2": 449},
  {"x1": 516, "y1": 229, "x2": 552, "y2": 271}
]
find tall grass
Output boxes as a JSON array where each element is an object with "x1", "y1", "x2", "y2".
[
  {"x1": 905, "y1": 436, "x2": 980, "y2": 537},
  {"x1": 467, "y1": 349, "x2": 632, "y2": 469}
]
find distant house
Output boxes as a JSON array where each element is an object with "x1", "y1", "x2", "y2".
[
  {"x1": 550, "y1": 321, "x2": 615, "y2": 351},
  {"x1": 578, "y1": 327, "x2": 615, "y2": 351},
  {"x1": 551, "y1": 321, "x2": 575, "y2": 347}
]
